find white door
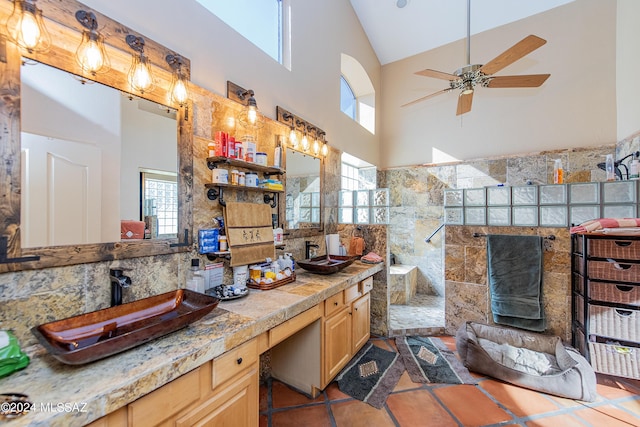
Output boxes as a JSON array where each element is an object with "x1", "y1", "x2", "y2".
[{"x1": 21, "y1": 133, "x2": 102, "y2": 247}]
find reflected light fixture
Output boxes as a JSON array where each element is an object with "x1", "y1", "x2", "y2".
[
  {"x1": 75, "y1": 10, "x2": 110, "y2": 75},
  {"x1": 166, "y1": 54, "x2": 189, "y2": 106},
  {"x1": 5, "y1": 0, "x2": 51, "y2": 53},
  {"x1": 126, "y1": 35, "x2": 154, "y2": 94}
]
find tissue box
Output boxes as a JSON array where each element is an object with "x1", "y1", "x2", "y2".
[{"x1": 121, "y1": 220, "x2": 145, "y2": 239}]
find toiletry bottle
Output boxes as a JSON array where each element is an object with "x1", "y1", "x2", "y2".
[
  {"x1": 207, "y1": 140, "x2": 216, "y2": 158},
  {"x1": 606, "y1": 154, "x2": 615, "y2": 181},
  {"x1": 187, "y1": 259, "x2": 205, "y2": 293},
  {"x1": 553, "y1": 159, "x2": 563, "y2": 184},
  {"x1": 629, "y1": 153, "x2": 640, "y2": 180},
  {"x1": 274, "y1": 144, "x2": 282, "y2": 168}
]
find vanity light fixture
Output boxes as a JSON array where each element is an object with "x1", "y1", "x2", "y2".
[
  {"x1": 5, "y1": 0, "x2": 51, "y2": 53},
  {"x1": 227, "y1": 81, "x2": 262, "y2": 129},
  {"x1": 276, "y1": 106, "x2": 328, "y2": 158},
  {"x1": 166, "y1": 54, "x2": 189, "y2": 106},
  {"x1": 126, "y1": 35, "x2": 154, "y2": 94},
  {"x1": 75, "y1": 10, "x2": 110, "y2": 75}
]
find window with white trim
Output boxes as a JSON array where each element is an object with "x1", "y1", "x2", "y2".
[
  {"x1": 340, "y1": 54, "x2": 375, "y2": 134},
  {"x1": 195, "y1": 0, "x2": 290, "y2": 67}
]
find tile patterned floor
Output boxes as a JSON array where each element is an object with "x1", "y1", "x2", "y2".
[
  {"x1": 389, "y1": 294, "x2": 445, "y2": 337},
  {"x1": 260, "y1": 336, "x2": 640, "y2": 427}
]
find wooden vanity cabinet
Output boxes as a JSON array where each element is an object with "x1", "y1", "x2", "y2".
[
  {"x1": 86, "y1": 338, "x2": 259, "y2": 427},
  {"x1": 322, "y1": 276, "x2": 373, "y2": 387}
]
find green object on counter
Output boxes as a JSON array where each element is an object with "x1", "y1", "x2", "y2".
[{"x1": 0, "y1": 330, "x2": 30, "y2": 378}]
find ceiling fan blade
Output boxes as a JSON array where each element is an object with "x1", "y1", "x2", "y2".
[
  {"x1": 415, "y1": 69, "x2": 459, "y2": 80},
  {"x1": 456, "y1": 91, "x2": 473, "y2": 116},
  {"x1": 401, "y1": 88, "x2": 451, "y2": 107},
  {"x1": 486, "y1": 74, "x2": 550, "y2": 88},
  {"x1": 479, "y1": 35, "x2": 547, "y2": 76}
]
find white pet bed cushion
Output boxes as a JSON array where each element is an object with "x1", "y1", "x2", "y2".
[{"x1": 456, "y1": 321, "x2": 597, "y2": 402}]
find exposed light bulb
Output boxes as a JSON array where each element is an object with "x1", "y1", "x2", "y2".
[
  {"x1": 19, "y1": 9, "x2": 40, "y2": 49},
  {"x1": 321, "y1": 142, "x2": 328, "y2": 157},
  {"x1": 301, "y1": 134, "x2": 309, "y2": 151},
  {"x1": 6, "y1": 1, "x2": 51, "y2": 52},
  {"x1": 76, "y1": 31, "x2": 109, "y2": 75},
  {"x1": 171, "y1": 77, "x2": 188, "y2": 105},
  {"x1": 129, "y1": 55, "x2": 153, "y2": 93},
  {"x1": 247, "y1": 105, "x2": 257, "y2": 125},
  {"x1": 313, "y1": 139, "x2": 320, "y2": 156},
  {"x1": 289, "y1": 128, "x2": 298, "y2": 148}
]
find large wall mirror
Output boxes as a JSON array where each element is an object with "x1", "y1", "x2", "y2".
[
  {"x1": 0, "y1": 0, "x2": 193, "y2": 272},
  {"x1": 21, "y1": 61, "x2": 178, "y2": 248},
  {"x1": 284, "y1": 148, "x2": 323, "y2": 237}
]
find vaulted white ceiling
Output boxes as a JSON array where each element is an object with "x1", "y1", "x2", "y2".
[{"x1": 349, "y1": 0, "x2": 575, "y2": 65}]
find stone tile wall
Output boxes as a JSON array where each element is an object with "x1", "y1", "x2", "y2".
[
  {"x1": 380, "y1": 143, "x2": 636, "y2": 297},
  {"x1": 444, "y1": 225, "x2": 571, "y2": 340}
]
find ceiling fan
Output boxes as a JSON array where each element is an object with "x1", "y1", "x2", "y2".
[{"x1": 403, "y1": 0, "x2": 550, "y2": 115}]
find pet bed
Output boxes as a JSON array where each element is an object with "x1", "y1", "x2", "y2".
[{"x1": 456, "y1": 321, "x2": 597, "y2": 401}]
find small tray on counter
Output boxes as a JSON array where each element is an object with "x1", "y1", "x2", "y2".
[
  {"x1": 247, "y1": 272, "x2": 296, "y2": 291},
  {"x1": 206, "y1": 285, "x2": 249, "y2": 301}
]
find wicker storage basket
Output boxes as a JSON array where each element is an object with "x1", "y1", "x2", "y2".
[
  {"x1": 589, "y1": 305, "x2": 640, "y2": 342},
  {"x1": 589, "y1": 239, "x2": 640, "y2": 260},
  {"x1": 588, "y1": 341, "x2": 640, "y2": 379},
  {"x1": 589, "y1": 282, "x2": 640, "y2": 306},
  {"x1": 587, "y1": 260, "x2": 640, "y2": 282}
]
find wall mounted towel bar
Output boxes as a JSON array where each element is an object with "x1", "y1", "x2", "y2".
[{"x1": 472, "y1": 232, "x2": 555, "y2": 240}]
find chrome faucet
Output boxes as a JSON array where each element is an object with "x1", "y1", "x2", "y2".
[
  {"x1": 305, "y1": 241, "x2": 319, "y2": 260},
  {"x1": 109, "y1": 269, "x2": 132, "y2": 307}
]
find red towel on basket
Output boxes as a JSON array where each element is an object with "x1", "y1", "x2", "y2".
[{"x1": 570, "y1": 218, "x2": 640, "y2": 234}]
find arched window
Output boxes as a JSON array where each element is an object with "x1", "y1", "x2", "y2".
[
  {"x1": 340, "y1": 76, "x2": 356, "y2": 120},
  {"x1": 340, "y1": 54, "x2": 375, "y2": 134}
]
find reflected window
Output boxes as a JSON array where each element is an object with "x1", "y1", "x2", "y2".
[{"x1": 141, "y1": 171, "x2": 178, "y2": 237}]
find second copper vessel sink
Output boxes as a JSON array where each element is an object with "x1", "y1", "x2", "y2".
[
  {"x1": 31, "y1": 289, "x2": 220, "y2": 365},
  {"x1": 296, "y1": 255, "x2": 357, "y2": 274}
]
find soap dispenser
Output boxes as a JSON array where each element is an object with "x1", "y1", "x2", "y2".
[{"x1": 630, "y1": 153, "x2": 640, "y2": 180}]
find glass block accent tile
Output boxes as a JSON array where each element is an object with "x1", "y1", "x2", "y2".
[
  {"x1": 539, "y1": 184, "x2": 567, "y2": 205},
  {"x1": 512, "y1": 186, "x2": 537, "y2": 205}
]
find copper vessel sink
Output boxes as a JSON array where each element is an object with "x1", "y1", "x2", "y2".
[
  {"x1": 296, "y1": 255, "x2": 357, "y2": 275},
  {"x1": 31, "y1": 289, "x2": 220, "y2": 365}
]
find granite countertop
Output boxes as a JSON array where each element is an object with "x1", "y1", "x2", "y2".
[{"x1": 0, "y1": 261, "x2": 383, "y2": 426}]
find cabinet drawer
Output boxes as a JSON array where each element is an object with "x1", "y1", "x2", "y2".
[
  {"x1": 344, "y1": 284, "x2": 361, "y2": 304},
  {"x1": 325, "y1": 292, "x2": 345, "y2": 317},
  {"x1": 361, "y1": 276, "x2": 373, "y2": 294},
  {"x1": 129, "y1": 367, "x2": 201, "y2": 426},
  {"x1": 589, "y1": 282, "x2": 640, "y2": 306},
  {"x1": 589, "y1": 305, "x2": 640, "y2": 343},
  {"x1": 588, "y1": 339, "x2": 640, "y2": 379},
  {"x1": 589, "y1": 238, "x2": 640, "y2": 259},
  {"x1": 587, "y1": 260, "x2": 640, "y2": 282},
  {"x1": 212, "y1": 338, "x2": 258, "y2": 389}
]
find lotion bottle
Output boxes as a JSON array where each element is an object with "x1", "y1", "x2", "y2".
[{"x1": 606, "y1": 154, "x2": 615, "y2": 181}]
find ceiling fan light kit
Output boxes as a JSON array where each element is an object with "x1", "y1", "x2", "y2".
[{"x1": 404, "y1": 0, "x2": 550, "y2": 115}]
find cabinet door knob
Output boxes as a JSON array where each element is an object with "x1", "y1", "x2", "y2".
[
  {"x1": 334, "y1": 301, "x2": 338, "y2": 306},
  {"x1": 237, "y1": 357, "x2": 243, "y2": 365}
]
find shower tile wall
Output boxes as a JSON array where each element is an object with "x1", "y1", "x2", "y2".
[{"x1": 380, "y1": 140, "x2": 640, "y2": 335}]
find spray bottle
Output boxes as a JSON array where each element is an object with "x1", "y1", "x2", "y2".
[{"x1": 553, "y1": 159, "x2": 563, "y2": 184}]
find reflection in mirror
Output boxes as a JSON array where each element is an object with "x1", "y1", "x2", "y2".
[
  {"x1": 20, "y1": 61, "x2": 177, "y2": 248},
  {"x1": 285, "y1": 149, "x2": 321, "y2": 229}
]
